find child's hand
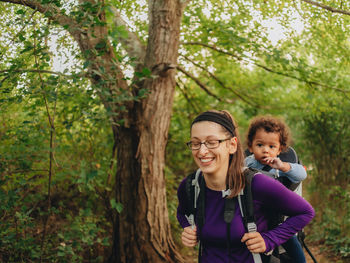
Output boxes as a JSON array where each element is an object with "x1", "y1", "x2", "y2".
[
  {"x1": 181, "y1": 226, "x2": 198, "y2": 247},
  {"x1": 263, "y1": 157, "x2": 291, "y2": 172}
]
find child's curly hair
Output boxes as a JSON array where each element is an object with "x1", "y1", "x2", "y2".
[{"x1": 247, "y1": 116, "x2": 291, "y2": 152}]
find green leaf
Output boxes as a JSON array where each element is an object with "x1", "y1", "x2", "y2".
[
  {"x1": 95, "y1": 41, "x2": 106, "y2": 50},
  {"x1": 110, "y1": 25, "x2": 129, "y2": 40},
  {"x1": 15, "y1": 9, "x2": 25, "y2": 15},
  {"x1": 110, "y1": 199, "x2": 123, "y2": 213},
  {"x1": 83, "y1": 60, "x2": 91, "y2": 69},
  {"x1": 142, "y1": 67, "x2": 151, "y2": 77}
]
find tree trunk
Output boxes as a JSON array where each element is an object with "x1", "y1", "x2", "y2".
[{"x1": 110, "y1": 1, "x2": 185, "y2": 262}]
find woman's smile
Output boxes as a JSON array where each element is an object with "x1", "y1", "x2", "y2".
[{"x1": 200, "y1": 157, "x2": 215, "y2": 164}]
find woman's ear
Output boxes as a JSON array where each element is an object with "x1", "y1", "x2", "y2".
[{"x1": 229, "y1": 137, "x2": 238, "y2": 154}]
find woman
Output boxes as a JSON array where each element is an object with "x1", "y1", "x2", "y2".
[{"x1": 177, "y1": 110, "x2": 314, "y2": 263}]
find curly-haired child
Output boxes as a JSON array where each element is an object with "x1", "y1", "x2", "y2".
[{"x1": 245, "y1": 115, "x2": 307, "y2": 263}]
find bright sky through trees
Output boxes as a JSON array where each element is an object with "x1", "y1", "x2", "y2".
[{"x1": 47, "y1": 1, "x2": 304, "y2": 73}]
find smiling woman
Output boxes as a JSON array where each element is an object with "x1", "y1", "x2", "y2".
[
  {"x1": 188, "y1": 110, "x2": 243, "y2": 194},
  {"x1": 189, "y1": 120, "x2": 236, "y2": 190},
  {"x1": 176, "y1": 110, "x2": 315, "y2": 263}
]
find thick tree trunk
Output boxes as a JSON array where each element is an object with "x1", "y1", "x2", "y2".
[{"x1": 111, "y1": 1, "x2": 185, "y2": 262}]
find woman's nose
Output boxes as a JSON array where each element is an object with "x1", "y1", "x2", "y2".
[{"x1": 198, "y1": 143, "x2": 209, "y2": 155}]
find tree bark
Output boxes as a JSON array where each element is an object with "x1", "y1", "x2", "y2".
[{"x1": 112, "y1": 1, "x2": 185, "y2": 262}]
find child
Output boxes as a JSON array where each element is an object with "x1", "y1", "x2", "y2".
[{"x1": 245, "y1": 115, "x2": 307, "y2": 263}]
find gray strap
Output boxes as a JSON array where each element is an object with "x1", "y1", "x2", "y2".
[
  {"x1": 238, "y1": 189, "x2": 244, "y2": 216},
  {"x1": 186, "y1": 169, "x2": 202, "y2": 228},
  {"x1": 238, "y1": 190, "x2": 262, "y2": 263},
  {"x1": 192, "y1": 169, "x2": 201, "y2": 209},
  {"x1": 251, "y1": 252, "x2": 263, "y2": 263}
]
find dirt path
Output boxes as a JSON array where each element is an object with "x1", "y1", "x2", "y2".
[
  {"x1": 304, "y1": 243, "x2": 344, "y2": 263},
  {"x1": 181, "y1": 241, "x2": 345, "y2": 262},
  {"x1": 183, "y1": 244, "x2": 343, "y2": 263},
  {"x1": 304, "y1": 245, "x2": 326, "y2": 263}
]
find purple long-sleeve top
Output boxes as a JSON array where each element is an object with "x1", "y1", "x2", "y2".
[{"x1": 177, "y1": 172, "x2": 315, "y2": 263}]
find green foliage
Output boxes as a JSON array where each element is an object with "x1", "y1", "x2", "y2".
[
  {"x1": 298, "y1": 96, "x2": 350, "y2": 186},
  {"x1": 0, "y1": 86, "x2": 113, "y2": 262},
  {"x1": 290, "y1": 93, "x2": 350, "y2": 260},
  {"x1": 307, "y1": 185, "x2": 350, "y2": 259},
  {"x1": 0, "y1": 24, "x2": 114, "y2": 259},
  {"x1": 0, "y1": 177, "x2": 35, "y2": 262},
  {"x1": 1, "y1": 0, "x2": 350, "y2": 262},
  {"x1": 55, "y1": 209, "x2": 108, "y2": 263}
]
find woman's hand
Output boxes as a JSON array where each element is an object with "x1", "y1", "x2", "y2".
[
  {"x1": 241, "y1": 232, "x2": 266, "y2": 253},
  {"x1": 181, "y1": 226, "x2": 198, "y2": 247}
]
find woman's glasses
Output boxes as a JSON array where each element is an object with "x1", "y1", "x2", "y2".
[{"x1": 186, "y1": 138, "x2": 231, "y2": 151}]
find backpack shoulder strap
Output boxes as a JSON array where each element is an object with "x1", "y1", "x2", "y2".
[
  {"x1": 184, "y1": 169, "x2": 205, "y2": 229},
  {"x1": 240, "y1": 168, "x2": 257, "y2": 231},
  {"x1": 238, "y1": 168, "x2": 263, "y2": 263},
  {"x1": 184, "y1": 171, "x2": 195, "y2": 218}
]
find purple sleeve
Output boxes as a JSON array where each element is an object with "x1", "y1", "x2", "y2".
[
  {"x1": 252, "y1": 173, "x2": 315, "y2": 252},
  {"x1": 177, "y1": 178, "x2": 191, "y2": 228}
]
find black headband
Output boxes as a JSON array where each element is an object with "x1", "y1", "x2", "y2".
[{"x1": 191, "y1": 111, "x2": 235, "y2": 136}]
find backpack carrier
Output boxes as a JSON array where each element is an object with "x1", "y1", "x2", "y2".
[
  {"x1": 244, "y1": 147, "x2": 301, "y2": 191},
  {"x1": 184, "y1": 147, "x2": 317, "y2": 263}
]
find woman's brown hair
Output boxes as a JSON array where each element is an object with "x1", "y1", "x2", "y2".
[{"x1": 220, "y1": 110, "x2": 245, "y2": 198}]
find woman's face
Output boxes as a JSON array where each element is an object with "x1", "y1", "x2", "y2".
[{"x1": 190, "y1": 121, "x2": 237, "y2": 178}]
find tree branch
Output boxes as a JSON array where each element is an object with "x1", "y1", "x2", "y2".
[
  {"x1": 182, "y1": 42, "x2": 350, "y2": 95},
  {"x1": 109, "y1": 7, "x2": 146, "y2": 66},
  {"x1": 32, "y1": 29, "x2": 56, "y2": 263},
  {"x1": 176, "y1": 81, "x2": 201, "y2": 113},
  {"x1": 0, "y1": 69, "x2": 83, "y2": 78},
  {"x1": 177, "y1": 66, "x2": 222, "y2": 101},
  {"x1": 180, "y1": 55, "x2": 264, "y2": 108},
  {"x1": 183, "y1": 42, "x2": 243, "y2": 60},
  {"x1": 0, "y1": 0, "x2": 83, "y2": 35},
  {"x1": 301, "y1": 0, "x2": 350, "y2": 16},
  {"x1": 10, "y1": 9, "x2": 37, "y2": 43},
  {"x1": 1, "y1": 1, "x2": 133, "y2": 124}
]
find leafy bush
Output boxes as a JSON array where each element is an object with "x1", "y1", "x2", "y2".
[{"x1": 297, "y1": 98, "x2": 350, "y2": 261}]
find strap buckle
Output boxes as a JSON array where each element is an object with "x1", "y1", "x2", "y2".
[
  {"x1": 185, "y1": 214, "x2": 195, "y2": 229},
  {"x1": 247, "y1": 222, "x2": 257, "y2": 233}
]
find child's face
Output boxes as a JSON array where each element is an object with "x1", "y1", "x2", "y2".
[{"x1": 249, "y1": 128, "x2": 281, "y2": 165}]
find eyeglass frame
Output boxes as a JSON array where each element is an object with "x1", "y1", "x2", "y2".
[{"x1": 186, "y1": 138, "x2": 232, "y2": 151}]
